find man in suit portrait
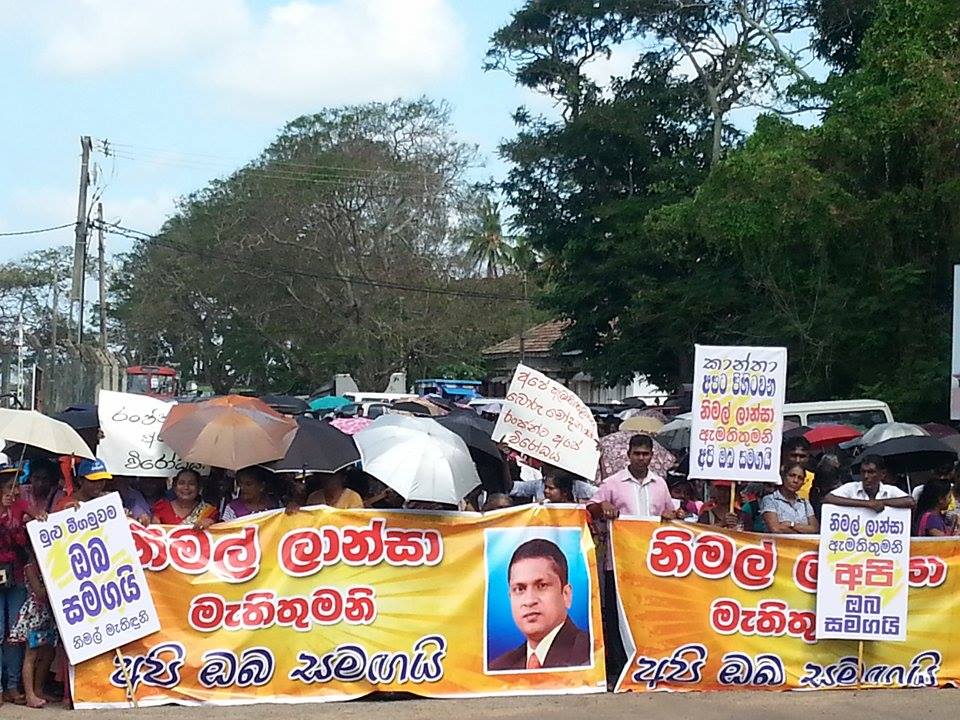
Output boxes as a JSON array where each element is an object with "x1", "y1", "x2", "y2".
[{"x1": 489, "y1": 538, "x2": 591, "y2": 671}]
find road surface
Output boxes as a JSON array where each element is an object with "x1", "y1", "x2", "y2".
[{"x1": 9, "y1": 690, "x2": 956, "y2": 719}]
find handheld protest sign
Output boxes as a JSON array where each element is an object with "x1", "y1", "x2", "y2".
[
  {"x1": 492, "y1": 364, "x2": 600, "y2": 480},
  {"x1": 97, "y1": 390, "x2": 207, "y2": 477},
  {"x1": 27, "y1": 492, "x2": 160, "y2": 664},
  {"x1": 689, "y1": 345, "x2": 787, "y2": 483}
]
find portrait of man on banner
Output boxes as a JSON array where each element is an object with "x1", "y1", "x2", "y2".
[{"x1": 484, "y1": 529, "x2": 592, "y2": 673}]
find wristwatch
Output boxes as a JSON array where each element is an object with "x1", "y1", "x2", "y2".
[{"x1": 789, "y1": 521, "x2": 795, "y2": 529}]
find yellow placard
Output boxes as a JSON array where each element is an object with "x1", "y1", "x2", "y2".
[
  {"x1": 612, "y1": 519, "x2": 956, "y2": 691},
  {"x1": 72, "y1": 505, "x2": 605, "y2": 707}
]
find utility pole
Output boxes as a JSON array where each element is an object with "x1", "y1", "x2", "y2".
[
  {"x1": 50, "y1": 277, "x2": 59, "y2": 351},
  {"x1": 71, "y1": 136, "x2": 93, "y2": 345},
  {"x1": 97, "y1": 202, "x2": 107, "y2": 351}
]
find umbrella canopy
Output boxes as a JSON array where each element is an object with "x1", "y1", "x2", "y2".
[
  {"x1": 354, "y1": 415, "x2": 480, "y2": 505},
  {"x1": 52, "y1": 405, "x2": 99, "y2": 430},
  {"x1": 0, "y1": 409, "x2": 94, "y2": 459},
  {"x1": 329, "y1": 417, "x2": 373, "y2": 436},
  {"x1": 856, "y1": 435, "x2": 957, "y2": 473},
  {"x1": 656, "y1": 416, "x2": 691, "y2": 453},
  {"x1": 309, "y1": 395, "x2": 351, "y2": 412},
  {"x1": 620, "y1": 415, "x2": 664, "y2": 434},
  {"x1": 392, "y1": 399, "x2": 446, "y2": 417},
  {"x1": 783, "y1": 424, "x2": 812, "y2": 439},
  {"x1": 858, "y1": 422, "x2": 929, "y2": 448},
  {"x1": 941, "y1": 434, "x2": 960, "y2": 453},
  {"x1": 804, "y1": 424, "x2": 862, "y2": 450},
  {"x1": 260, "y1": 394, "x2": 308, "y2": 415},
  {"x1": 922, "y1": 422, "x2": 959, "y2": 439},
  {"x1": 160, "y1": 395, "x2": 298, "y2": 471},
  {"x1": 470, "y1": 399, "x2": 507, "y2": 416},
  {"x1": 262, "y1": 416, "x2": 359, "y2": 475},
  {"x1": 433, "y1": 412, "x2": 500, "y2": 459},
  {"x1": 599, "y1": 430, "x2": 676, "y2": 481}
]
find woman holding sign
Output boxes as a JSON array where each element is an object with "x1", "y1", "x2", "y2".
[{"x1": 151, "y1": 469, "x2": 219, "y2": 529}]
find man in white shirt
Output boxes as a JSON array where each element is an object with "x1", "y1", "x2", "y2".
[{"x1": 823, "y1": 454, "x2": 915, "y2": 512}]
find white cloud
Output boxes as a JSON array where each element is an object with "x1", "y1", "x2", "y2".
[
  {"x1": 205, "y1": 0, "x2": 463, "y2": 109},
  {"x1": 33, "y1": 0, "x2": 248, "y2": 76},
  {"x1": 21, "y1": 0, "x2": 464, "y2": 112}
]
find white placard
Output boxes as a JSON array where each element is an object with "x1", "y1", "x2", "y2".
[
  {"x1": 816, "y1": 505, "x2": 910, "y2": 641},
  {"x1": 491, "y1": 364, "x2": 600, "y2": 480},
  {"x1": 689, "y1": 345, "x2": 787, "y2": 482},
  {"x1": 97, "y1": 390, "x2": 206, "y2": 477},
  {"x1": 27, "y1": 493, "x2": 160, "y2": 664}
]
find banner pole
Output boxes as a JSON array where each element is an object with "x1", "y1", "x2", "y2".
[
  {"x1": 729, "y1": 481, "x2": 737, "y2": 515},
  {"x1": 115, "y1": 649, "x2": 139, "y2": 709},
  {"x1": 857, "y1": 640, "x2": 864, "y2": 688}
]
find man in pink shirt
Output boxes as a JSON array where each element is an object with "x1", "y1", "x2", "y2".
[{"x1": 587, "y1": 434, "x2": 677, "y2": 685}]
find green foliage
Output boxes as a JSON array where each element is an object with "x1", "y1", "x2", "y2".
[
  {"x1": 497, "y1": 0, "x2": 960, "y2": 421},
  {"x1": 110, "y1": 99, "x2": 533, "y2": 395}
]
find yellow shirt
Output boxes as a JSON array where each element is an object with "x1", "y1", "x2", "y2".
[
  {"x1": 306, "y1": 487, "x2": 364, "y2": 509},
  {"x1": 797, "y1": 470, "x2": 814, "y2": 500},
  {"x1": 331, "y1": 488, "x2": 364, "y2": 509}
]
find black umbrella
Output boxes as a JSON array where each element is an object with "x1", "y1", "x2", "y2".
[
  {"x1": 259, "y1": 394, "x2": 309, "y2": 416},
  {"x1": 432, "y1": 413, "x2": 507, "y2": 493},
  {"x1": 261, "y1": 416, "x2": 360, "y2": 474},
  {"x1": 433, "y1": 413, "x2": 500, "y2": 459},
  {"x1": 854, "y1": 435, "x2": 957, "y2": 473},
  {"x1": 53, "y1": 405, "x2": 99, "y2": 430},
  {"x1": 656, "y1": 418, "x2": 691, "y2": 453}
]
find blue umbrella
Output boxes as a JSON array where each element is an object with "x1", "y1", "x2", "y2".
[{"x1": 309, "y1": 395, "x2": 350, "y2": 412}]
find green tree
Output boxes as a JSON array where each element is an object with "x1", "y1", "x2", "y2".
[
  {"x1": 111, "y1": 99, "x2": 532, "y2": 394},
  {"x1": 462, "y1": 196, "x2": 514, "y2": 278},
  {"x1": 642, "y1": 0, "x2": 960, "y2": 419}
]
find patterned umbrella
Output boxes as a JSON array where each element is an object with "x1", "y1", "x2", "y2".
[
  {"x1": 329, "y1": 417, "x2": 373, "y2": 436},
  {"x1": 598, "y1": 430, "x2": 676, "y2": 482}
]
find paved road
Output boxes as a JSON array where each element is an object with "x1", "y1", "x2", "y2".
[{"x1": 9, "y1": 690, "x2": 955, "y2": 720}]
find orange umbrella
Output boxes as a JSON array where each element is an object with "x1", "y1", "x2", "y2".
[{"x1": 159, "y1": 395, "x2": 298, "y2": 471}]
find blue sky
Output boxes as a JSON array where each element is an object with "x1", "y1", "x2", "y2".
[
  {"x1": 0, "y1": 0, "x2": 548, "y2": 261},
  {"x1": 0, "y1": 1, "x2": 819, "y2": 265}
]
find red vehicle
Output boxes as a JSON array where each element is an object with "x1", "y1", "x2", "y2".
[{"x1": 126, "y1": 365, "x2": 179, "y2": 399}]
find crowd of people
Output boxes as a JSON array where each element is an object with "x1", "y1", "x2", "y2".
[{"x1": 0, "y1": 407, "x2": 955, "y2": 700}]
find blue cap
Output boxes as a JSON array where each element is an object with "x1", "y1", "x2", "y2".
[{"x1": 76, "y1": 458, "x2": 112, "y2": 481}]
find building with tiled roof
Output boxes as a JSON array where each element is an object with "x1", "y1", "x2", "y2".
[{"x1": 481, "y1": 319, "x2": 662, "y2": 404}]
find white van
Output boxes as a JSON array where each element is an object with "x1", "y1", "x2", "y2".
[{"x1": 782, "y1": 399, "x2": 893, "y2": 431}]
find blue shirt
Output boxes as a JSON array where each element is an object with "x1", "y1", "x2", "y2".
[{"x1": 759, "y1": 490, "x2": 813, "y2": 527}]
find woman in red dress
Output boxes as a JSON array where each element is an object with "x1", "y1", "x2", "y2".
[{"x1": 151, "y1": 469, "x2": 218, "y2": 529}]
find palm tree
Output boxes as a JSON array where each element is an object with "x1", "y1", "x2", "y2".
[{"x1": 464, "y1": 197, "x2": 513, "y2": 278}]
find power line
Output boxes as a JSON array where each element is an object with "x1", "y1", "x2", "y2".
[
  {"x1": 97, "y1": 222, "x2": 527, "y2": 303},
  {"x1": 0, "y1": 222, "x2": 75, "y2": 238},
  {"x1": 100, "y1": 140, "x2": 441, "y2": 178}
]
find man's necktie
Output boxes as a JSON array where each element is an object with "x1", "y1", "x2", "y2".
[{"x1": 526, "y1": 654, "x2": 542, "y2": 670}]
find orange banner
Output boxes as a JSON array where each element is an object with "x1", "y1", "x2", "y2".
[
  {"x1": 612, "y1": 519, "x2": 958, "y2": 691},
  {"x1": 72, "y1": 506, "x2": 605, "y2": 707}
]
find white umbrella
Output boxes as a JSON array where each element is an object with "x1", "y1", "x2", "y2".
[
  {"x1": 354, "y1": 415, "x2": 480, "y2": 505},
  {"x1": 0, "y1": 408, "x2": 94, "y2": 459},
  {"x1": 857, "y1": 422, "x2": 929, "y2": 448}
]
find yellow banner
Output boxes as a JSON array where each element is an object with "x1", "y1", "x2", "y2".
[
  {"x1": 72, "y1": 506, "x2": 605, "y2": 707},
  {"x1": 612, "y1": 519, "x2": 957, "y2": 691}
]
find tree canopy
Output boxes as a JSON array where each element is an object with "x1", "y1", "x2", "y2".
[
  {"x1": 110, "y1": 99, "x2": 536, "y2": 394},
  {"x1": 492, "y1": 0, "x2": 960, "y2": 420}
]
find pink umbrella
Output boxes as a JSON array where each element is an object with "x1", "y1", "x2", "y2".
[
  {"x1": 329, "y1": 417, "x2": 373, "y2": 436},
  {"x1": 597, "y1": 430, "x2": 676, "y2": 482}
]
